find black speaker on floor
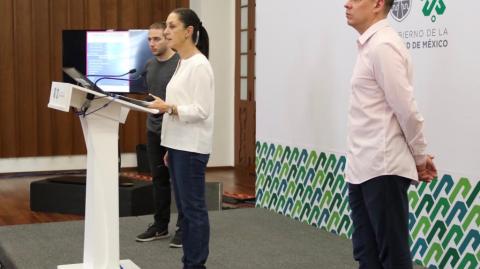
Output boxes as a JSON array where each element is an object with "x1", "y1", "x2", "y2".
[
  {"x1": 30, "y1": 176, "x2": 154, "y2": 217},
  {"x1": 30, "y1": 176, "x2": 223, "y2": 216}
]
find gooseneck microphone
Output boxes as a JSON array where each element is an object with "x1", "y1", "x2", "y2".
[
  {"x1": 81, "y1": 69, "x2": 137, "y2": 115},
  {"x1": 90, "y1": 68, "x2": 137, "y2": 91},
  {"x1": 93, "y1": 70, "x2": 146, "y2": 90},
  {"x1": 86, "y1": 68, "x2": 137, "y2": 79}
]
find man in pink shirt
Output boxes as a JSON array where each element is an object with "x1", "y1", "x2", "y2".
[{"x1": 344, "y1": 0, "x2": 437, "y2": 268}]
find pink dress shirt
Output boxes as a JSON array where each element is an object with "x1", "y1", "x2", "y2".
[{"x1": 346, "y1": 19, "x2": 427, "y2": 184}]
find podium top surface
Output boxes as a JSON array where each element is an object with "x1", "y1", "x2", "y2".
[{"x1": 52, "y1": 81, "x2": 159, "y2": 114}]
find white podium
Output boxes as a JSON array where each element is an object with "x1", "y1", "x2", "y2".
[{"x1": 48, "y1": 82, "x2": 158, "y2": 269}]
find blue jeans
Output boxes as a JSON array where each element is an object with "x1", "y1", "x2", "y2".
[
  {"x1": 167, "y1": 148, "x2": 210, "y2": 269},
  {"x1": 348, "y1": 175, "x2": 412, "y2": 269}
]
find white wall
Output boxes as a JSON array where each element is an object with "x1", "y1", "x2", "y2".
[
  {"x1": 256, "y1": 0, "x2": 354, "y2": 154},
  {"x1": 0, "y1": 154, "x2": 137, "y2": 173},
  {"x1": 190, "y1": 0, "x2": 235, "y2": 167},
  {"x1": 0, "y1": 1, "x2": 235, "y2": 173}
]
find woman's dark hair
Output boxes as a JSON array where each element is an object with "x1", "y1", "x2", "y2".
[{"x1": 172, "y1": 8, "x2": 209, "y2": 59}]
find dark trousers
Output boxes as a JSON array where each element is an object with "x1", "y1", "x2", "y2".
[
  {"x1": 168, "y1": 148, "x2": 210, "y2": 269},
  {"x1": 348, "y1": 175, "x2": 412, "y2": 269},
  {"x1": 147, "y1": 131, "x2": 183, "y2": 230}
]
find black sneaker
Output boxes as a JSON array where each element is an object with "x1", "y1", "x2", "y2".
[
  {"x1": 136, "y1": 224, "x2": 170, "y2": 242},
  {"x1": 169, "y1": 230, "x2": 182, "y2": 248}
]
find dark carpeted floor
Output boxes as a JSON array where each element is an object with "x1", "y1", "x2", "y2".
[{"x1": 0, "y1": 208, "x2": 424, "y2": 269}]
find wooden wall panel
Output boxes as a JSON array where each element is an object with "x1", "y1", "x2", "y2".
[
  {"x1": 103, "y1": 0, "x2": 119, "y2": 29},
  {"x1": 0, "y1": 0, "x2": 188, "y2": 158},
  {"x1": 50, "y1": 0, "x2": 74, "y2": 156},
  {"x1": 85, "y1": 0, "x2": 103, "y2": 29},
  {"x1": 138, "y1": 0, "x2": 153, "y2": 27},
  {"x1": 69, "y1": 0, "x2": 86, "y2": 28},
  {"x1": 119, "y1": 0, "x2": 137, "y2": 29},
  {"x1": 153, "y1": 0, "x2": 171, "y2": 22},
  {"x1": 178, "y1": 0, "x2": 190, "y2": 11},
  {"x1": 68, "y1": 0, "x2": 88, "y2": 154},
  {"x1": 14, "y1": 0, "x2": 37, "y2": 156},
  {"x1": 0, "y1": 0, "x2": 17, "y2": 156},
  {"x1": 33, "y1": 0, "x2": 54, "y2": 156}
]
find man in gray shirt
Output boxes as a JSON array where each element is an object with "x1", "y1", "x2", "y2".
[{"x1": 136, "y1": 22, "x2": 182, "y2": 248}]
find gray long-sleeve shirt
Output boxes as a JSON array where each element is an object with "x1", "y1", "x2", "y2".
[{"x1": 145, "y1": 53, "x2": 180, "y2": 134}]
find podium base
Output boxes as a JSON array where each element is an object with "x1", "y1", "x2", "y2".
[{"x1": 58, "y1": 259, "x2": 140, "y2": 269}]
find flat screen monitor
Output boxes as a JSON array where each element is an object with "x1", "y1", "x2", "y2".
[{"x1": 63, "y1": 29, "x2": 151, "y2": 93}]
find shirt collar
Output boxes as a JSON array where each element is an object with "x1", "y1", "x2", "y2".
[{"x1": 357, "y1": 19, "x2": 389, "y2": 47}]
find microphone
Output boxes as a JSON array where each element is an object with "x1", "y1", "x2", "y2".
[
  {"x1": 86, "y1": 68, "x2": 136, "y2": 78},
  {"x1": 92, "y1": 68, "x2": 136, "y2": 87},
  {"x1": 82, "y1": 69, "x2": 136, "y2": 114},
  {"x1": 93, "y1": 70, "x2": 147, "y2": 91},
  {"x1": 81, "y1": 69, "x2": 141, "y2": 116}
]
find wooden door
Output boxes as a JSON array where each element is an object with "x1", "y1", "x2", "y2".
[{"x1": 235, "y1": 0, "x2": 256, "y2": 174}]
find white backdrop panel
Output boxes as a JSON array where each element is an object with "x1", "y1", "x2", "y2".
[{"x1": 257, "y1": 0, "x2": 480, "y2": 178}]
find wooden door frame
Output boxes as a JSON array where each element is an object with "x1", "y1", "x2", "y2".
[{"x1": 234, "y1": 0, "x2": 256, "y2": 173}]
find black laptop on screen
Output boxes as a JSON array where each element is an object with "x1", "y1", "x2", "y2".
[{"x1": 62, "y1": 67, "x2": 151, "y2": 108}]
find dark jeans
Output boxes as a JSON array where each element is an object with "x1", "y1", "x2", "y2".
[
  {"x1": 147, "y1": 131, "x2": 183, "y2": 230},
  {"x1": 348, "y1": 175, "x2": 412, "y2": 269},
  {"x1": 168, "y1": 148, "x2": 210, "y2": 269}
]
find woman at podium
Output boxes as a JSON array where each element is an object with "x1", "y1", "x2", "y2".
[{"x1": 148, "y1": 8, "x2": 214, "y2": 269}]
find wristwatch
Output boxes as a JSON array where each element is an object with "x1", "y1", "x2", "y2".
[{"x1": 167, "y1": 106, "x2": 173, "y2": 115}]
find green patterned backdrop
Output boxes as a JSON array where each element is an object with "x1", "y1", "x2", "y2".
[{"x1": 256, "y1": 141, "x2": 480, "y2": 269}]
